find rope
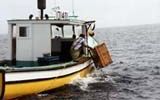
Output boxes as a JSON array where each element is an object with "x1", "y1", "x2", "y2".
[{"x1": 88, "y1": 49, "x2": 107, "y2": 78}]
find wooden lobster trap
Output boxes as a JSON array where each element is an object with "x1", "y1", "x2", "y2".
[{"x1": 93, "y1": 43, "x2": 112, "y2": 68}]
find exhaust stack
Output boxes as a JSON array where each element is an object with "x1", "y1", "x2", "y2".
[{"x1": 37, "y1": 0, "x2": 46, "y2": 20}]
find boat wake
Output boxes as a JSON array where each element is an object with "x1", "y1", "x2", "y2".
[{"x1": 71, "y1": 69, "x2": 113, "y2": 91}]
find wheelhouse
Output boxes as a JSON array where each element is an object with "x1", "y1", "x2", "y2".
[{"x1": 7, "y1": 19, "x2": 96, "y2": 67}]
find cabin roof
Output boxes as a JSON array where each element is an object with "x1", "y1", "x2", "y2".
[{"x1": 8, "y1": 19, "x2": 95, "y2": 25}]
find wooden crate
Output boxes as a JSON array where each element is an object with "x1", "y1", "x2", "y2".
[{"x1": 93, "y1": 43, "x2": 112, "y2": 68}]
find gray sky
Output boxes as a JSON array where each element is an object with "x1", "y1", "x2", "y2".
[{"x1": 1, "y1": 0, "x2": 160, "y2": 34}]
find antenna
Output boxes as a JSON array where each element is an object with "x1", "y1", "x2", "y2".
[
  {"x1": 70, "y1": 0, "x2": 78, "y2": 19},
  {"x1": 52, "y1": 0, "x2": 60, "y2": 12},
  {"x1": 52, "y1": 6, "x2": 60, "y2": 12},
  {"x1": 72, "y1": 0, "x2": 75, "y2": 16}
]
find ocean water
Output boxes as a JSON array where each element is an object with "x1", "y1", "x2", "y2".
[
  {"x1": 0, "y1": 35, "x2": 8, "y2": 61},
  {"x1": 0, "y1": 24, "x2": 160, "y2": 100}
]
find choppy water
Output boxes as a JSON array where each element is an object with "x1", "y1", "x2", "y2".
[
  {"x1": 0, "y1": 35, "x2": 8, "y2": 61},
  {"x1": 1, "y1": 24, "x2": 160, "y2": 100}
]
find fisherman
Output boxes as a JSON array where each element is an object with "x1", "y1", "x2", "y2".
[{"x1": 70, "y1": 34, "x2": 91, "y2": 61}]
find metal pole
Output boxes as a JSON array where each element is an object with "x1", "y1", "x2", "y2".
[{"x1": 40, "y1": 9, "x2": 43, "y2": 20}]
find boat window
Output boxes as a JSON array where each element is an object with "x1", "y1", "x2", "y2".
[
  {"x1": 19, "y1": 27, "x2": 28, "y2": 37},
  {"x1": 51, "y1": 25, "x2": 82, "y2": 38},
  {"x1": 63, "y1": 25, "x2": 82, "y2": 38},
  {"x1": 51, "y1": 25, "x2": 62, "y2": 38},
  {"x1": 63, "y1": 26, "x2": 73, "y2": 38},
  {"x1": 75, "y1": 26, "x2": 82, "y2": 36}
]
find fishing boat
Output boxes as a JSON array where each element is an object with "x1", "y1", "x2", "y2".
[{"x1": 0, "y1": 0, "x2": 112, "y2": 99}]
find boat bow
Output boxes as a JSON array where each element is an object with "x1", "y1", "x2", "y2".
[{"x1": 0, "y1": 69, "x2": 5, "y2": 100}]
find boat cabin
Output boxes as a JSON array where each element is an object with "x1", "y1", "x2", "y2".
[{"x1": 7, "y1": 19, "x2": 97, "y2": 67}]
